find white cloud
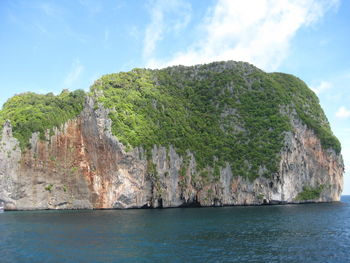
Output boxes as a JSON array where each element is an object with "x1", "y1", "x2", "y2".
[
  {"x1": 64, "y1": 59, "x2": 84, "y2": 88},
  {"x1": 146, "y1": 0, "x2": 339, "y2": 70},
  {"x1": 336, "y1": 106, "x2": 350, "y2": 119},
  {"x1": 311, "y1": 81, "x2": 332, "y2": 95},
  {"x1": 143, "y1": 0, "x2": 191, "y2": 58}
]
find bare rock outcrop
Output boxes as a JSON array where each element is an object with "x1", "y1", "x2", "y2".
[{"x1": 0, "y1": 99, "x2": 343, "y2": 210}]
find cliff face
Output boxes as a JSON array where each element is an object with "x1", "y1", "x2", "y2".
[
  {"x1": 0, "y1": 98, "x2": 343, "y2": 210},
  {"x1": 0, "y1": 61, "x2": 344, "y2": 210}
]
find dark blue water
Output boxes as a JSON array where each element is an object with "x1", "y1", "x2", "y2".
[{"x1": 1, "y1": 197, "x2": 350, "y2": 263}]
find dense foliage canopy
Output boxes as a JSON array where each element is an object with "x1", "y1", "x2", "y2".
[
  {"x1": 0, "y1": 61, "x2": 340, "y2": 180},
  {"x1": 0, "y1": 89, "x2": 85, "y2": 149},
  {"x1": 90, "y1": 61, "x2": 340, "y2": 179}
]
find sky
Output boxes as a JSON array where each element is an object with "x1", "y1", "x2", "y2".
[{"x1": 0, "y1": 0, "x2": 349, "y2": 194}]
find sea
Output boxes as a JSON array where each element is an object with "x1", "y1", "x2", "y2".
[{"x1": 0, "y1": 196, "x2": 349, "y2": 263}]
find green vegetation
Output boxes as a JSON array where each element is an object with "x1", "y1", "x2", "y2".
[
  {"x1": 70, "y1": 167, "x2": 79, "y2": 174},
  {"x1": 45, "y1": 184, "x2": 54, "y2": 192},
  {"x1": 295, "y1": 185, "x2": 325, "y2": 201},
  {"x1": 257, "y1": 193, "x2": 265, "y2": 200},
  {"x1": 0, "y1": 61, "x2": 341, "y2": 181},
  {"x1": 90, "y1": 61, "x2": 339, "y2": 180},
  {"x1": 147, "y1": 161, "x2": 158, "y2": 176},
  {"x1": 0, "y1": 89, "x2": 85, "y2": 149},
  {"x1": 270, "y1": 73, "x2": 341, "y2": 153}
]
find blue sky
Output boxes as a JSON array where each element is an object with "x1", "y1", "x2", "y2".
[{"x1": 1, "y1": 0, "x2": 349, "y2": 194}]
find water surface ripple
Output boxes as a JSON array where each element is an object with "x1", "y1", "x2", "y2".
[{"x1": 1, "y1": 196, "x2": 350, "y2": 262}]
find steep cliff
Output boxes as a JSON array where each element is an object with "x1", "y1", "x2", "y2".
[{"x1": 0, "y1": 61, "x2": 344, "y2": 210}]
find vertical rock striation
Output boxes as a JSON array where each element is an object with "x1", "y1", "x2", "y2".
[
  {"x1": 0, "y1": 61, "x2": 344, "y2": 210},
  {"x1": 0, "y1": 98, "x2": 343, "y2": 210}
]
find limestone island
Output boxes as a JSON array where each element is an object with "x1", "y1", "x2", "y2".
[{"x1": 0, "y1": 61, "x2": 344, "y2": 210}]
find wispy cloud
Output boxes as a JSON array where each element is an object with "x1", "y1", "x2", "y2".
[
  {"x1": 78, "y1": 0, "x2": 102, "y2": 14},
  {"x1": 336, "y1": 106, "x2": 350, "y2": 119},
  {"x1": 65, "y1": 26, "x2": 88, "y2": 43},
  {"x1": 37, "y1": 2, "x2": 62, "y2": 18},
  {"x1": 143, "y1": 0, "x2": 191, "y2": 58},
  {"x1": 146, "y1": 0, "x2": 339, "y2": 70},
  {"x1": 311, "y1": 81, "x2": 332, "y2": 95},
  {"x1": 35, "y1": 2, "x2": 88, "y2": 43},
  {"x1": 103, "y1": 28, "x2": 111, "y2": 49},
  {"x1": 64, "y1": 59, "x2": 84, "y2": 88},
  {"x1": 312, "y1": 70, "x2": 350, "y2": 104}
]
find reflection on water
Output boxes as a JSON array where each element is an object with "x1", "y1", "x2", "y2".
[{"x1": 0, "y1": 196, "x2": 349, "y2": 262}]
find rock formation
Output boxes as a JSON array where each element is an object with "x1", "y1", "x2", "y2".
[{"x1": 0, "y1": 61, "x2": 344, "y2": 210}]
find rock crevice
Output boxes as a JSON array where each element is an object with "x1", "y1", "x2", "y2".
[{"x1": 0, "y1": 98, "x2": 344, "y2": 210}]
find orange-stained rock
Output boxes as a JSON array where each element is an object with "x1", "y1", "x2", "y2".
[{"x1": 0, "y1": 99, "x2": 344, "y2": 210}]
